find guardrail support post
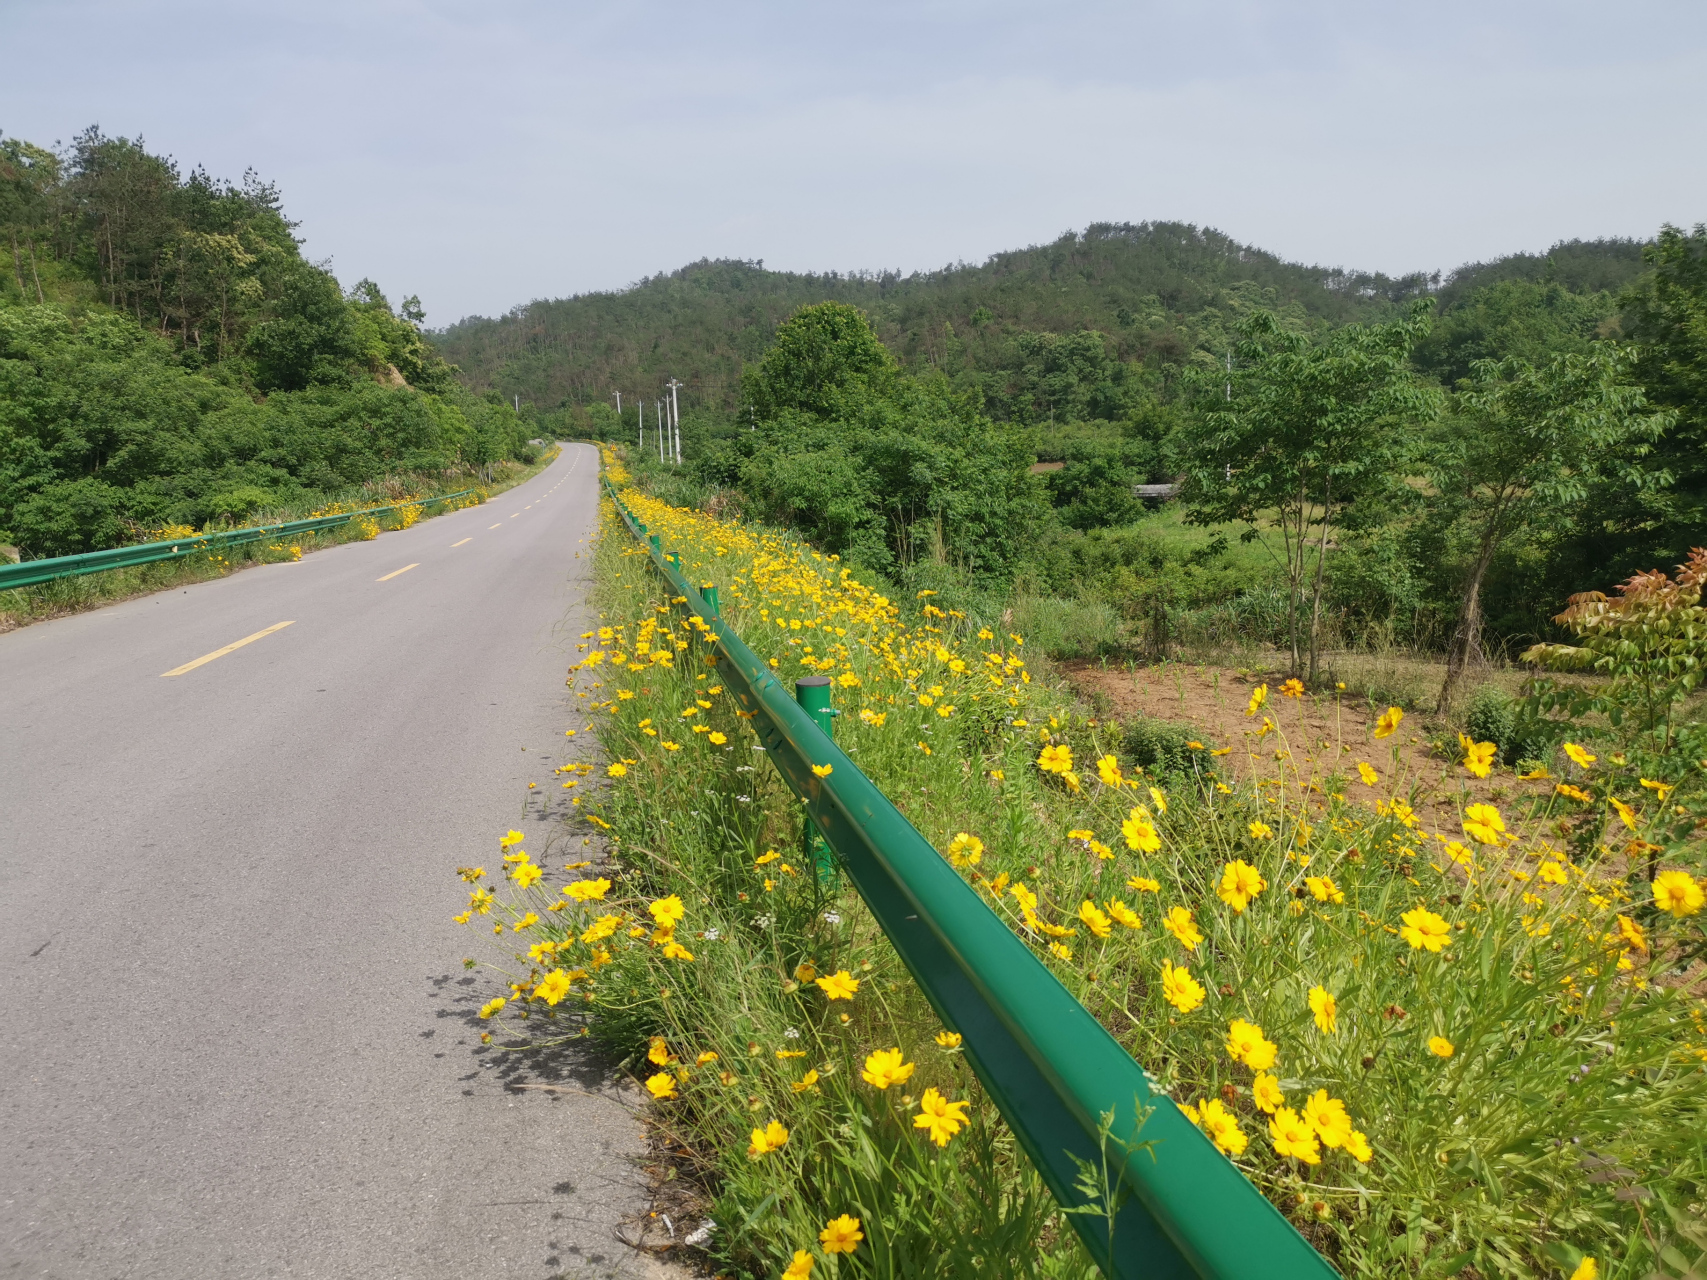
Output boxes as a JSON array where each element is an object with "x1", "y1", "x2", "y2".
[
  {"x1": 795, "y1": 675, "x2": 838, "y2": 887},
  {"x1": 649, "y1": 534, "x2": 661, "y2": 553},
  {"x1": 700, "y1": 583, "x2": 720, "y2": 616}
]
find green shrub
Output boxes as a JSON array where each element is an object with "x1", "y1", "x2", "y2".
[{"x1": 1122, "y1": 714, "x2": 1211, "y2": 780}]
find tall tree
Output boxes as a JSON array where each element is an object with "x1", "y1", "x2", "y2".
[
  {"x1": 1179, "y1": 304, "x2": 1438, "y2": 680},
  {"x1": 1431, "y1": 350, "x2": 1670, "y2": 710}
]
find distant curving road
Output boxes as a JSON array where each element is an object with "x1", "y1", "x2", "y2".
[{"x1": 0, "y1": 444, "x2": 672, "y2": 1280}]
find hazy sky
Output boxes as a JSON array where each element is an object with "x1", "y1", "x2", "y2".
[{"x1": 6, "y1": 1, "x2": 1705, "y2": 325}]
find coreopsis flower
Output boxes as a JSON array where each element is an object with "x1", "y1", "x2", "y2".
[
  {"x1": 819, "y1": 1214, "x2": 864, "y2": 1254},
  {"x1": 1302, "y1": 1090, "x2": 1353, "y2": 1149},
  {"x1": 478, "y1": 997, "x2": 507, "y2": 1019},
  {"x1": 513, "y1": 863, "x2": 544, "y2": 889},
  {"x1": 1217, "y1": 860, "x2": 1267, "y2": 912},
  {"x1": 861, "y1": 1048, "x2": 916, "y2": 1090},
  {"x1": 648, "y1": 1038, "x2": 672, "y2": 1066},
  {"x1": 1225, "y1": 1019, "x2": 1278, "y2": 1070},
  {"x1": 708, "y1": 731, "x2": 728, "y2": 745},
  {"x1": 1308, "y1": 986, "x2": 1338, "y2": 1034},
  {"x1": 499, "y1": 829, "x2": 526, "y2": 848},
  {"x1": 947, "y1": 832, "x2": 984, "y2": 866},
  {"x1": 1252, "y1": 1072, "x2": 1284, "y2": 1114},
  {"x1": 1653, "y1": 869, "x2": 1705, "y2": 917},
  {"x1": 1106, "y1": 899, "x2": 1142, "y2": 930},
  {"x1": 791, "y1": 1070, "x2": 819, "y2": 1093},
  {"x1": 1162, "y1": 906, "x2": 1202, "y2": 950},
  {"x1": 649, "y1": 895, "x2": 686, "y2": 928},
  {"x1": 606, "y1": 762, "x2": 628, "y2": 778},
  {"x1": 1556, "y1": 783, "x2": 1593, "y2": 803},
  {"x1": 1245, "y1": 684, "x2": 1268, "y2": 716},
  {"x1": 747, "y1": 1120, "x2": 789, "y2": 1158},
  {"x1": 859, "y1": 708, "x2": 886, "y2": 727},
  {"x1": 1538, "y1": 861, "x2": 1569, "y2": 885},
  {"x1": 1458, "y1": 733, "x2": 1496, "y2": 779},
  {"x1": 1037, "y1": 743, "x2": 1073, "y2": 774},
  {"x1": 1372, "y1": 706, "x2": 1403, "y2": 739},
  {"x1": 661, "y1": 940, "x2": 696, "y2": 961},
  {"x1": 695, "y1": 1051, "x2": 719, "y2": 1066},
  {"x1": 1148, "y1": 786, "x2": 1168, "y2": 815},
  {"x1": 535, "y1": 969, "x2": 573, "y2": 1005},
  {"x1": 1122, "y1": 807, "x2": 1161, "y2": 853},
  {"x1": 1428, "y1": 1036, "x2": 1454, "y2": 1058},
  {"x1": 1400, "y1": 906, "x2": 1452, "y2": 952},
  {"x1": 1079, "y1": 900, "x2": 1112, "y2": 938},
  {"x1": 1280, "y1": 678, "x2": 1304, "y2": 698},
  {"x1": 1462, "y1": 803, "x2": 1507, "y2": 846},
  {"x1": 935, "y1": 1031, "x2": 963, "y2": 1049},
  {"x1": 1305, "y1": 875, "x2": 1344, "y2": 904},
  {"x1": 1061, "y1": 771, "x2": 1081, "y2": 793},
  {"x1": 815, "y1": 970, "x2": 859, "y2": 1000},
  {"x1": 1357, "y1": 762, "x2": 1379, "y2": 786},
  {"x1": 1640, "y1": 777, "x2": 1675, "y2": 800},
  {"x1": 1096, "y1": 754, "x2": 1124, "y2": 788},
  {"x1": 1247, "y1": 820, "x2": 1274, "y2": 841},
  {"x1": 581, "y1": 914, "x2": 622, "y2": 944},
  {"x1": 810, "y1": 763, "x2": 833, "y2": 778},
  {"x1": 1160, "y1": 959, "x2": 1206, "y2": 1012},
  {"x1": 1127, "y1": 876, "x2": 1160, "y2": 894},
  {"x1": 1049, "y1": 942, "x2": 1073, "y2": 961},
  {"x1": 1569, "y1": 1258, "x2": 1598, "y2": 1280},
  {"x1": 645, "y1": 1072, "x2": 677, "y2": 1100},
  {"x1": 1193, "y1": 1097, "x2": 1248, "y2": 1155},
  {"x1": 783, "y1": 1250, "x2": 814, "y2": 1279},
  {"x1": 912, "y1": 1088, "x2": 971, "y2": 1147},
  {"x1": 1608, "y1": 796, "x2": 1639, "y2": 830},
  {"x1": 1345, "y1": 1130, "x2": 1373, "y2": 1163},
  {"x1": 565, "y1": 878, "x2": 610, "y2": 902},
  {"x1": 1563, "y1": 741, "x2": 1596, "y2": 769},
  {"x1": 1268, "y1": 1107, "x2": 1321, "y2": 1164},
  {"x1": 1617, "y1": 914, "x2": 1648, "y2": 952}
]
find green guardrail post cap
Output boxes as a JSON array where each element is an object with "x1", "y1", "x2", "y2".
[
  {"x1": 649, "y1": 534, "x2": 661, "y2": 552},
  {"x1": 701, "y1": 583, "x2": 720, "y2": 615}
]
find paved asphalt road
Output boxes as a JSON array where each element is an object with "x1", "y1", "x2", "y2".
[{"x1": 1, "y1": 444, "x2": 680, "y2": 1280}]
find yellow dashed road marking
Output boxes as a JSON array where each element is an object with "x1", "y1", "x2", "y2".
[
  {"x1": 377, "y1": 563, "x2": 420, "y2": 582},
  {"x1": 161, "y1": 621, "x2": 295, "y2": 678}
]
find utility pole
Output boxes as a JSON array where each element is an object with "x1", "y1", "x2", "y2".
[
  {"x1": 657, "y1": 401, "x2": 665, "y2": 461},
  {"x1": 637, "y1": 399, "x2": 644, "y2": 451},
  {"x1": 665, "y1": 378, "x2": 683, "y2": 466},
  {"x1": 613, "y1": 390, "x2": 622, "y2": 415},
  {"x1": 514, "y1": 393, "x2": 520, "y2": 413}
]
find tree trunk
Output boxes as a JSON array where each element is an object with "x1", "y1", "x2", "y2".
[
  {"x1": 8, "y1": 229, "x2": 24, "y2": 297},
  {"x1": 1306, "y1": 483, "x2": 1332, "y2": 684},
  {"x1": 25, "y1": 237, "x2": 43, "y2": 303},
  {"x1": 1438, "y1": 536, "x2": 1499, "y2": 712}
]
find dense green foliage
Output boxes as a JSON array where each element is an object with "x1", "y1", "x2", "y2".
[{"x1": 0, "y1": 127, "x2": 532, "y2": 556}]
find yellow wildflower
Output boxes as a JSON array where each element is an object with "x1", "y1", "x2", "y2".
[
  {"x1": 1345, "y1": 1130, "x2": 1373, "y2": 1163},
  {"x1": 1280, "y1": 678, "x2": 1304, "y2": 698},
  {"x1": 1608, "y1": 796, "x2": 1638, "y2": 830},
  {"x1": 1079, "y1": 900, "x2": 1112, "y2": 938},
  {"x1": 935, "y1": 1031, "x2": 963, "y2": 1049},
  {"x1": 811, "y1": 763, "x2": 833, "y2": 778},
  {"x1": 1037, "y1": 743, "x2": 1073, "y2": 774},
  {"x1": 1569, "y1": 1258, "x2": 1598, "y2": 1280},
  {"x1": 649, "y1": 895, "x2": 686, "y2": 928},
  {"x1": 1217, "y1": 859, "x2": 1267, "y2": 912},
  {"x1": 947, "y1": 832, "x2": 984, "y2": 866},
  {"x1": 1357, "y1": 762, "x2": 1379, "y2": 786},
  {"x1": 913, "y1": 1087, "x2": 971, "y2": 1147},
  {"x1": 1556, "y1": 782, "x2": 1593, "y2": 803},
  {"x1": 1308, "y1": 986, "x2": 1338, "y2": 1034},
  {"x1": 1160, "y1": 959, "x2": 1206, "y2": 1012},
  {"x1": 1122, "y1": 807, "x2": 1161, "y2": 853},
  {"x1": 1106, "y1": 898, "x2": 1142, "y2": 930},
  {"x1": 1617, "y1": 914, "x2": 1648, "y2": 952},
  {"x1": 645, "y1": 1072, "x2": 677, "y2": 1100},
  {"x1": 478, "y1": 997, "x2": 507, "y2": 1019},
  {"x1": 1399, "y1": 906, "x2": 1452, "y2": 952},
  {"x1": 1563, "y1": 741, "x2": 1596, "y2": 768},
  {"x1": 1458, "y1": 733, "x2": 1496, "y2": 779},
  {"x1": 1162, "y1": 905, "x2": 1202, "y2": 950},
  {"x1": 648, "y1": 1037, "x2": 673, "y2": 1066},
  {"x1": 565, "y1": 878, "x2": 610, "y2": 902},
  {"x1": 1462, "y1": 803, "x2": 1507, "y2": 846},
  {"x1": 1373, "y1": 706, "x2": 1403, "y2": 738},
  {"x1": 1096, "y1": 754, "x2": 1124, "y2": 788},
  {"x1": 1302, "y1": 1090, "x2": 1353, "y2": 1149},
  {"x1": 607, "y1": 762, "x2": 628, "y2": 778},
  {"x1": 1305, "y1": 875, "x2": 1344, "y2": 904},
  {"x1": 708, "y1": 731, "x2": 728, "y2": 745},
  {"x1": 695, "y1": 1051, "x2": 719, "y2": 1066},
  {"x1": 535, "y1": 969, "x2": 573, "y2": 1005},
  {"x1": 1247, "y1": 820, "x2": 1274, "y2": 840},
  {"x1": 513, "y1": 863, "x2": 543, "y2": 889},
  {"x1": 747, "y1": 1120, "x2": 790, "y2": 1158},
  {"x1": 1127, "y1": 876, "x2": 1161, "y2": 894},
  {"x1": 782, "y1": 1250, "x2": 814, "y2": 1280},
  {"x1": 1149, "y1": 786, "x2": 1168, "y2": 814},
  {"x1": 861, "y1": 1048, "x2": 916, "y2": 1090},
  {"x1": 816, "y1": 970, "x2": 859, "y2": 1000},
  {"x1": 1428, "y1": 1036, "x2": 1454, "y2": 1058},
  {"x1": 1269, "y1": 1107, "x2": 1321, "y2": 1163},
  {"x1": 1245, "y1": 684, "x2": 1268, "y2": 716},
  {"x1": 1653, "y1": 869, "x2": 1705, "y2": 917},
  {"x1": 499, "y1": 829, "x2": 526, "y2": 848},
  {"x1": 1640, "y1": 777, "x2": 1675, "y2": 800},
  {"x1": 819, "y1": 1214, "x2": 864, "y2": 1254},
  {"x1": 1225, "y1": 1019, "x2": 1278, "y2": 1070},
  {"x1": 792, "y1": 1070, "x2": 820, "y2": 1093},
  {"x1": 1252, "y1": 1071, "x2": 1284, "y2": 1114},
  {"x1": 1192, "y1": 1097, "x2": 1249, "y2": 1155}
]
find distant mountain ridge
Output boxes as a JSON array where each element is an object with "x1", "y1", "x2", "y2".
[{"x1": 432, "y1": 221, "x2": 1652, "y2": 417}]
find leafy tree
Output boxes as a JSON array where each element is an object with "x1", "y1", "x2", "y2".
[
  {"x1": 1179, "y1": 305, "x2": 1438, "y2": 679},
  {"x1": 1431, "y1": 350, "x2": 1670, "y2": 710},
  {"x1": 1412, "y1": 279, "x2": 1615, "y2": 387},
  {"x1": 740, "y1": 300, "x2": 896, "y2": 420}
]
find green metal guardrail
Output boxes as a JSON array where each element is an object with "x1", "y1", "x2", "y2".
[
  {"x1": 602, "y1": 479, "x2": 1338, "y2": 1280},
  {"x1": 0, "y1": 490, "x2": 481, "y2": 592}
]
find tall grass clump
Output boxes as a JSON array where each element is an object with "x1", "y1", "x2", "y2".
[{"x1": 456, "y1": 449, "x2": 1707, "y2": 1280}]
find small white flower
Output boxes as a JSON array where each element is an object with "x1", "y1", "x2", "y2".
[
  {"x1": 753, "y1": 914, "x2": 774, "y2": 930},
  {"x1": 784, "y1": 1027, "x2": 800, "y2": 1039},
  {"x1": 822, "y1": 911, "x2": 842, "y2": 925},
  {"x1": 736, "y1": 795, "x2": 751, "y2": 803},
  {"x1": 703, "y1": 928, "x2": 720, "y2": 941}
]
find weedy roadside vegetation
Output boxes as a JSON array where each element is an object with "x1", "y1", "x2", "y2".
[
  {"x1": 0, "y1": 450, "x2": 558, "y2": 631},
  {"x1": 457, "y1": 450, "x2": 1707, "y2": 1280}
]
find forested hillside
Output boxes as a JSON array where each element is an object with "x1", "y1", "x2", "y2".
[
  {"x1": 435, "y1": 223, "x2": 1652, "y2": 427},
  {"x1": 0, "y1": 127, "x2": 534, "y2": 558}
]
